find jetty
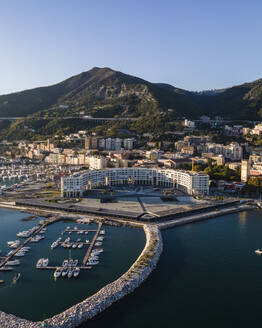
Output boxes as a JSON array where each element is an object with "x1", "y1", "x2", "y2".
[{"x1": 83, "y1": 222, "x2": 102, "y2": 265}]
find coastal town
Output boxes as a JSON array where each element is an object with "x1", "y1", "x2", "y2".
[
  {"x1": 1, "y1": 115, "x2": 262, "y2": 199},
  {"x1": 2, "y1": 1, "x2": 262, "y2": 327}
]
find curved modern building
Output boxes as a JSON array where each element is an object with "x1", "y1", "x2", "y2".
[{"x1": 61, "y1": 168, "x2": 209, "y2": 197}]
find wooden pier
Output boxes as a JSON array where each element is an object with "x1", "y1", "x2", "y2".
[{"x1": 83, "y1": 223, "x2": 102, "y2": 265}]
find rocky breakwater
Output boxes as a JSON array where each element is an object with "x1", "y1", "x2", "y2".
[{"x1": 0, "y1": 224, "x2": 163, "y2": 328}]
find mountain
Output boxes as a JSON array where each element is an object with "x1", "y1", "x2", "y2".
[
  {"x1": 193, "y1": 79, "x2": 262, "y2": 120},
  {"x1": 1, "y1": 67, "x2": 262, "y2": 120},
  {"x1": 1, "y1": 67, "x2": 262, "y2": 140},
  {"x1": 0, "y1": 67, "x2": 199, "y2": 118}
]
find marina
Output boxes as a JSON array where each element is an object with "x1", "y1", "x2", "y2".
[
  {"x1": 0, "y1": 208, "x2": 145, "y2": 321},
  {"x1": 1, "y1": 218, "x2": 104, "y2": 277}
]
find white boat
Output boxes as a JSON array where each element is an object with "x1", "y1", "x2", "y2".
[
  {"x1": 78, "y1": 243, "x2": 83, "y2": 249},
  {"x1": 93, "y1": 248, "x2": 103, "y2": 253},
  {"x1": 54, "y1": 267, "x2": 62, "y2": 279},
  {"x1": 31, "y1": 235, "x2": 43, "y2": 243},
  {"x1": 0, "y1": 266, "x2": 13, "y2": 271},
  {"x1": 62, "y1": 259, "x2": 69, "y2": 267},
  {"x1": 72, "y1": 243, "x2": 77, "y2": 249},
  {"x1": 51, "y1": 241, "x2": 59, "y2": 250},
  {"x1": 255, "y1": 249, "x2": 262, "y2": 255},
  {"x1": 13, "y1": 273, "x2": 21, "y2": 283},
  {"x1": 36, "y1": 258, "x2": 44, "y2": 268},
  {"x1": 68, "y1": 269, "x2": 74, "y2": 278},
  {"x1": 15, "y1": 251, "x2": 26, "y2": 257},
  {"x1": 17, "y1": 231, "x2": 31, "y2": 238},
  {"x1": 9, "y1": 242, "x2": 21, "y2": 249},
  {"x1": 62, "y1": 267, "x2": 68, "y2": 277},
  {"x1": 6, "y1": 260, "x2": 20, "y2": 266},
  {"x1": 89, "y1": 255, "x2": 99, "y2": 261},
  {"x1": 20, "y1": 247, "x2": 30, "y2": 252},
  {"x1": 42, "y1": 258, "x2": 49, "y2": 267},
  {"x1": 87, "y1": 260, "x2": 99, "y2": 266},
  {"x1": 7, "y1": 240, "x2": 20, "y2": 246},
  {"x1": 7, "y1": 240, "x2": 21, "y2": 248},
  {"x1": 73, "y1": 259, "x2": 78, "y2": 267},
  {"x1": 73, "y1": 267, "x2": 80, "y2": 278}
]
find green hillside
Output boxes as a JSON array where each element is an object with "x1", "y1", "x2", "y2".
[{"x1": 1, "y1": 67, "x2": 262, "y2": 140}]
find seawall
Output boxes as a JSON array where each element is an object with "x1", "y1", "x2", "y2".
[
  {"x1": 0, "y1": 224, "x2": 163, "y2": 328},
  {"x1": 157, "y1": 204, "x2": 253, "y2": 230}
]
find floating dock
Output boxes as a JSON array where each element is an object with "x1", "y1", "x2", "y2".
[
  {"x1": 63, "y1": 229, "x2": 97, "y2": 234},
  {"x1": 36, "y1": 266, "x2": 92, "y2": 270}
]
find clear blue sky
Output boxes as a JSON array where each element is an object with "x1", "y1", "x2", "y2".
[{"x1": 1, "y1": 0, "x2": 262, "y2": 94}]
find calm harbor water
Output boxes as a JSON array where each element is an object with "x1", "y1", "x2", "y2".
[
  {"x1": 0, "y1": 208, "x2": 145, "y2": 321},
  {"x1": 80, "y1": 210, "x2": 262, "y2": 328}
]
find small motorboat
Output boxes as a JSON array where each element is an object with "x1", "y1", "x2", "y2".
[
  {"x1": 62, "y1": 267, "x2": 68, "y2": 278},
  {"x1": 62, "y1": 259, "x2": 68, "y2": 267},
  {"x1": 73, "y1": 267, "x2": 80, "y2": 278},
  {"x1": 42, "y1": 258, "x2": 49, "y2": 267},
  {"x1": 255, "y1": 249, "x2": 262, "y2": 255},
  {"x1": 54, "y1": 267, "x2": 62, "y2": 279},
  {"x1": 68, "y1": 269, "x2": 74, "y2": 279},
  {"x1": 6, "y1": 260, "x2": 20, "y2": 266},
  {"x1": 36, "y1": 258, "x2": 43, "y2": 268},
  {"x1": 73, "y1": 259, "x2": 78, "y2": 267},
  {"x1": 0, "y1": 266, "x2": 13, "y2": 271},
  {"x1": 13, "y1": 273, "x2": 21, "y2": 283}
]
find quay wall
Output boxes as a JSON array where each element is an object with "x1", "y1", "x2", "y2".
[
  {"x1": 0, "y1": 224, "x2": 163, "y2": 328},
  {"x1": 157, "y1": 204, "x2": 253, "y2": 230}
]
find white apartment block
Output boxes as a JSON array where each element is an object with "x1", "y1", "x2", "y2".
[
  {"x1": 89, "y1": 156, "x2": 107, "y2": 170},
  {"x1": 123, "y1": 138, "x2": 134, "y2": 150},
  {"x1": 223, "y1": 142, "x2": 242, "y2": 160},
  {"x1": 203, "y1": 142, "x2": 242, "y2": 160},
  {"x1": 61, "y1": 168, "x2": 209, "y2": 197}
]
